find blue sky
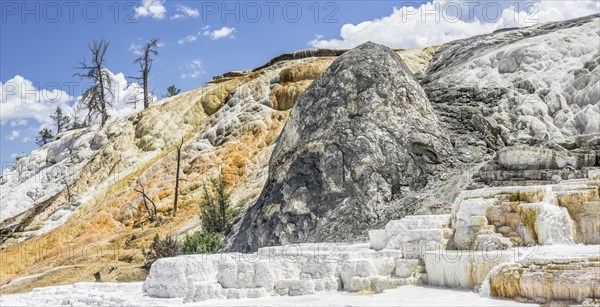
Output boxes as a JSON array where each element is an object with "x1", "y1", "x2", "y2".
[{"x1": 1, "y1": 0, "x2": 598, "y2": 167}]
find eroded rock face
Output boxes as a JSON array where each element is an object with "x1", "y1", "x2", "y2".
[
  {"x1": 422, "y1": 14, "x2": 600, "y2": 163},
  {"x1": 226, "y1": 42, "x2": 453, "y2": 251}
]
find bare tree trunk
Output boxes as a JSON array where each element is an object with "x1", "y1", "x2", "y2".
[
  {"x1": 143, "y1": 68, "x2": 149, "y2": 109},
  {"x1": 75, "y1": 39, "x2": 111, "y2": 127},
  {"x1": 173, "y1": 138, "x2": 183, "y2": 217},
  {"x1": 135, "y1": 184, "x2": 157, "y2": 222},
  {"x1": 63, "y1": 177, "x2": 73, "y2": 204},
  {"x1": 133, "y1": 39, "x2": 159, "y2": 109},
  {"x1": 97, "y1": 65, "x2": 108, "y2": 127},
  {"x1": 94, "y1": 40, "x2": 108, "y2": 127}
]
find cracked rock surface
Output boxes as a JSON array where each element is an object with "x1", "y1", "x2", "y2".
[{"x1": 226, "y1": 42, "x2": 454, "y2": 251}]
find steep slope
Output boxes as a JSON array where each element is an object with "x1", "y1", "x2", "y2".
[
  {"x1": 0, "y1": 48, "x2": 437, "y2": 292},
  {"x1": 3, "y1": 14, "x2": 597, "y2": 292},
  {"x1": 226, "y1": 14, "x2": 600, "y2": 252},
  {"x1": 226, "y1": 42, "x2": 453, "y2": 251}
]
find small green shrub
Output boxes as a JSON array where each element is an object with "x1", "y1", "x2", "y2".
[
  {"x1": 177, "y1": 175, "x2": 239, "y2": 256},
  {"x1": 182, "y1": 232, "x2": 222, "y2": 254},
  {"x1": 35, "y1": 128, "x2": 54, "y2": 147},
  {"x1": 200, "y1": 176, "x2": 239, "y2": 233},
  {"x1": 142, "y1": 234, "x2": 181, "y2": 270}
]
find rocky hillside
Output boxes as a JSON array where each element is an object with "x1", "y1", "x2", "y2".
[
  {"x1": 226, "y1": 42, "x2": 454, "y2": 251},
  {"x1": 0, "y1": 14, "x2": 598, "y2": 293},
  {"x1": 0, "y1": 43, "x2": 437, "y2": 292},
  {"x1": 225, "y1": 14, "x2": 599, "y2": 251}
]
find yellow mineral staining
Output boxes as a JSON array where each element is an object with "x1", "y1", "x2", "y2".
[
  {"x1": 499, "y1": 190, "x2": 545, "y2": 203},
  {"x1": 488, "y1": 265, "x2": 523, "y2": 298},
  {"x1": 395, "y1": 46, "x2": 441, "y2": 74},
  {"x1": 279, "y1": 59, "x2": 333, "y2": 83},
  {"x1": 157, "y1": 188, "x2": 173, "y2": 200},
  {"x1": 197, "y1": 79, "x2": 246, "y2": 116},
  {"x1": 269, "y1": 80, "x2": 313, "y2": 111},
  {"x1": 266, "y1": 58, "x2": 333, "y2": 111},
  {"x1": 1, "y1": 88, "x2": 230, "y2": 293},
  {"x1": 557, "y1": 188, "x2": 600, "y2": 244},
  {"x1": 0, "y1": 47, "x2": 442, "y2": 293},
  {"x1": 486, "y1": 201, "x2": 529, "y2": 246},
  {"x1": 489, "y1": 260, "x2": 600, "y2": 304},
  {"x1": 474, "y1": 190, "x2": 551, "y2": 246},
  {"x1": 221, "y1": 149, "x2": 249, "y2": 186},
  {"x1": 516, "y1": 206, "x2": 539, "y2": 243}
]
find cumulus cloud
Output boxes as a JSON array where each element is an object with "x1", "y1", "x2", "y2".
[
  {"x1": 6, "y1": 130, "x2": 20, "y2": 141},
  {"x1": 180, "y1": 59, "x2": 204, "y2": 79},
  {"x1": 178, "y1": 26, "x2": 237, "y2": 45},
  {"x1": 309, "y1": 0, "x2": 600, "y2": 49},
  {"x1": 1, "y1": 69, "x2": 155, "y2": 130},
  {"x1": 135, "y1": 0, "x2": 167, "y2": 20},
  {"x1": 1, "y1": 75, "x2": 73, "y2": 126},
  {"x1": 203, "y1": 26, "x2": 236, "y2": 40},
  {"x1": 128, "y1": 42, "x2": 143, "y2": 55},
  {"x1": 172, "y1": 4, "x2": 199, "y2": 20},
  {"x1": 9, "y1": 119, "x2": 27, "y2": 127},
  {"x1": 178, "y1": 34, "x2": 198, "y2": 45}
]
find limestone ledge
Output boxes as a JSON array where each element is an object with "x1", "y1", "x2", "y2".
[
  {"x1": 145, "y1": 209, "x2": 600, "y2": 304},
  {"x1": 143, "y1": 243, "x2": 428, "y2": 302},
  {"x1": 450, "y1": 175, "x2": 600, "y2": 250},
  {"x1": 145, "y1": 215, "x2": 456, "y2": 301},
  {"x1": 483, "y1": 256, "x2": 600, "y2": 304}
]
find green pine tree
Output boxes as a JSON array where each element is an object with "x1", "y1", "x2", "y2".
[
  {"x1": 50, "y1": 106, "x2": 71, "y2": 133},
  {"x1": 35, "y1": 128, "x2": 54, "y2": 146},
  {"x1": 165, "y1": 85, "x2": 181, "y2": 97}
]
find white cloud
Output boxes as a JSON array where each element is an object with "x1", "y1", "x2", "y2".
[
  {"x1": 9, "y1": 119, "x2": 27, "y2": 127},
  {"x1": 1, "y1": 71, "x2": 155, "y2": 129},
  {"x1": 309, "y1": 0, "x2": 600, "y2": 49},
  {"x1": 135, "y1": 0, "x2": 166, "y2": 20},
  {"x1": 130, "y1": 40, "x2": 165, "y2": 53},
  {"x1": 180, "y1": 59, "x2": 204, "y2": 79},
  {"x1": 172, "y1": 4, "x2": 199, "y2": 20},
  {"x1": 179, "y1": 26, "x2": 236, "y2": 44},
  {"x1": 128, "y1": 42, "x2": 143, "y2": 55},
  {"x1": 203, "y1": 26, "x2": 236, "y2": 40},
  {"x1": 21, "y1": 136, "x2": 32, "y2": 143},
  {"x1": 1, "y1": 75, "x2": 73, "y2": 126},
  {"x1": 6, "y1": 130, "x2": 20, "y2": 141},
  {"x1": 178, "y1": 34, "x2": 198, "y2": 45}
]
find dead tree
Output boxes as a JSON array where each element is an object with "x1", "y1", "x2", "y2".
[
  {"x1": 62, "y1": 177, "x2": 73, "y2": 204},
  {"x1": 134, "y1": 183, "x2": 157, "y2": 222},
  {"x1": 132, "y1": 39, "x2": 159, "y2": 109},
  {"x1": 173, "y1": 138, "x2": 183, "y2": 217},
  {"x1": 75, "y1": 39, "x2": 112, "y2": 127}
]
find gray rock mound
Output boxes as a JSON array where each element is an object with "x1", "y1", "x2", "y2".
[{"x1": 226, "y1": 42, "x2": 453, "y2": 252}]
